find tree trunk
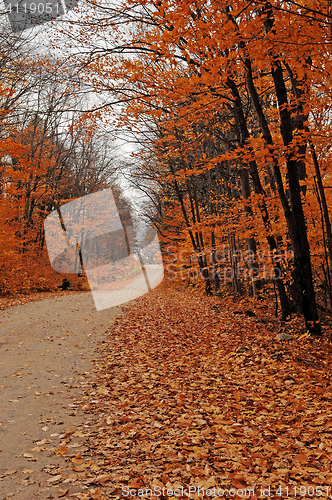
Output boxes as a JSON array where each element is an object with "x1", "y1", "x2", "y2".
[
  {"x1": 226, "y1": 75, "x2": 291, "y2": 320},
  {"x1": 170, "y1": 164, "x2": 212, "y2": 294},
  {"x1": 271, "y1": 59, "x2": 321, "y2": 334}
]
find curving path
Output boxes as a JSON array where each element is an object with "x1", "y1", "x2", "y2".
[{"x1": 0, "y1": 292, "x2": 120, "y2": 499}]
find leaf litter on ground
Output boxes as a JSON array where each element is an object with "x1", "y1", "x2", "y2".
[{"x1": 48, "y1": 286, "x2": 332, "y2": 499}]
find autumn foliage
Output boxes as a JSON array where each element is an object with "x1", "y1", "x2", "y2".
[
  {"x1": 0, "y1": 34, "x2": 119, "y2": 295},
  {"x1": 2, "y1": 2, "x2": 332, "y2": 335},
  {"x1": 58, "y1": 0, "x2": 332, "y2": 335}
]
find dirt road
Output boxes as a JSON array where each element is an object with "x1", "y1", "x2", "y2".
[{"x1": 0, "y1": 292, "x2": 120, "y2": 499}]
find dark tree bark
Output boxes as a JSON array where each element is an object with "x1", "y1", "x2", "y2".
[
  {"x1": 169, "y1": 162, "x2": 212, "y2": 294},
  {"x1": 226, "y1": 75, "x2": 292, "y2": 320},
  {"x1": 270, "y1": 59, "x2": 321, "y2": 334}
]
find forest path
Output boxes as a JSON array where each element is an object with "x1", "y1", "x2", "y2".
[{"x1": 0, "y1": 292, "x2": 120, "y2": 499}]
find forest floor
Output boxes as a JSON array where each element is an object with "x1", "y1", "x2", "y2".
[{"x1": 1, "y1": 285, "x2": 332, "y2": 500}]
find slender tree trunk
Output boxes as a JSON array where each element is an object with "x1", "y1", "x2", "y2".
[
  {"x1": 313, "y1": 177, "x2": 332, "y2": 308},
  {"x1": 271, "y1": 59, "x2": 321, "y2": 334},
  {"x1": 170, "y1": 163, "x2": 212, "y2": 294},
  {"x1": 244, "y1": 56, "x2": 320, "y2": 331},
  {"x1": 227, "y1": 75, "x2": 291, "y2": 319},
  {"x1": 310, "y1": 144, "x2": 332, "y2": 280},
  {"x1": 284, "y1": 61, "x2": 332, "y2": 282}
]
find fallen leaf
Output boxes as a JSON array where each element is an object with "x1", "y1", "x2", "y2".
[
  {"x1": 56, "y1": 446, "x2": 69, "y2": 455},
  {"x1": 72, "y1": 454, "x2": 84, "y2": 464},
  {"x1": 123, "y1": 422, "x2": 134, "y2": 432},
  {"x1": 72, "y1": 464, "x2": 89, "y2": 471},
  {"x1": 47, "y1": 474, "x2": 62, "y2": 484},
  {"x1": 161, "y1": 474, "x2": 169, "y2": 485},
  {"x1": 64, "y1": 429, "x2": 75, "y2": 438},
  {"x1": 36, "y1": 438, "x2": 48, "y2": 445},
  {"x1": 232, "y1": 478, "x2": 247, "y2": 488},
  {"x1": 58, "y1": 489, "x2": 69, "y2": 497},
  {"x1": 95, "y1": 474, "x2": 113, "y2": 483},
  {"x1": 150, "y1": 479, "x2": 164, "y2": 489},
  {"x1": 128, "y1": 478, "x2": 143, "y2": 488},
  {"x1": 294, "y1": 452, "x2": 309, "y2": 463}
]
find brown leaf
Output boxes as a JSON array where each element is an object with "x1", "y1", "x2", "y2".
[
  {"x1": 47, "y1": 474, "x2": 62, "y2": 484},
  {"x1": 161, "y1": 474, "x2": 169, "y2": 485},
  {"x1": 232, "y1": 478, "x2": 247, "y2": 489},
  {"x1": 72, "y1": 454, "x2": 84, "y2": 464},
  {"x1": 192, "y1": 446, "x2": 208, "y2": 459},
  {"x1": 123, "y1": 422, "x2": 134, "y2": 432},
  {"x1": 31, "y1": 446, "x2": 45, "y2": 452},
  {"x1": 72, "y1": 464, "x2": 89, "y2": 471},
  {"x1": 177, "y1": 418, "x2": 192, "y2": 427},
  {"x1": 294, "y1": 452, "x2": 309, "y2": 463},
  {"x1": 55, "y1": 446, "x2": 69, "y2": 455},
  {"x1": 128, "y1": 478, "x2": 143, "y2": 488},
  {"x1": 64, "y1": 429, "x2": 75, "y2": 437},
  {"x1": 73, "y1": 431, "x2": 86, "y2": 437},
  {"x1": 95, "y1": 474, "x2": 112, "y2": 483},
  {"x1": 150, "y1": 479, "x2": 164, "y2": 489},
  {"x1": 4, "y1": 470, "x2": 17, "y2": 476},
  {"x1": 234, "y1": 392, "x2": 241, "y2": 402},
  {"x1": 58, "y1": 489, "x2": 69, "y2": 497},
  {"x1": 190, "y1": 466, "x2": 204, "y2": 476}
]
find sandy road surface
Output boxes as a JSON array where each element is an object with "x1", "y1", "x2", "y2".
[
  {"x1": 0, "y1": 292, "x2": 120, "y2": 499},
  {"x1": 91, "y1": 264, "x2": 164, "y2": 310}
]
